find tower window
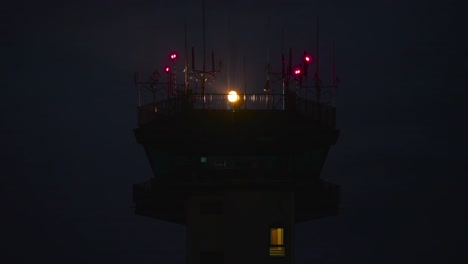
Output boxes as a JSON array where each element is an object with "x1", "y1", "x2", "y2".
[
  {"x1": 200, "y1": 156, "x2": 207, "y2": 163},
  {"x1": 269, "y1": 227, "x2": 285, "y2": 257}
]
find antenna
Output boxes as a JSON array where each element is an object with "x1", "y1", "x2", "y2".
[
  {"x1": 203, "y1": 0, "x2": 206, "y2": 75},
  {"x1": 244, "y1": 55, "x2": 247, "y2": 109},
  {"x1": 202, "y1": 0, "x2": 206, "y2": 108},
  {"x1": 315, "y1": 16, "x2": 321, "y2": 104},
  {"x1": 227, "y1": 15, "x2": 231, "y2": 94},
  {"x1": 281, "y1": 27, "x2": 285, "y2": 77},
  {"x1": 137, "y1": 66, "x2": 141, "y2": 108},
  {"x1": 288, "y1": 47, "x2": 292, "y2": 92},
  {"x1": 282, "y1": 27, "x2": 285, "y2": 110},
  {"x1": 266, "y1": 46, "x2": 270, "y2": 93},
  {"x1": 212, "y1": 50, "x2": 215, "y2": 75},
  {"x1": 332, "y1": 40, "x2": 337, "y2": 105},
  {"x1": 135, "y1": 45, "x2": 142, "y2": 108},
  {"x1": 192, "y1": 46, "x2": 195, "y2": 71},
  {"x1": 266, "y1": 15, "x2": 271, "y2": 94},
  {"x1": 184, "y1": 21, "x2": 188, "y2": 92},
  {"x1": 315, "y1": 16, "x2": 319, "y2": 79}
]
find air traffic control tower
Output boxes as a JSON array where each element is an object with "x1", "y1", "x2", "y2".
[{"x1": 132, "y1": 14, "x2": 340, "y2": 264}]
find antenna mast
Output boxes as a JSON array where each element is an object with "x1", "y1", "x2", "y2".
[
  {"x1": 265, "y1": 16, "x2": 271, "y2": 95},
  {"x1": 315, "y1": 16, "x2": 321, "y2": 104},
  {"x1": 315, "y1": 16, "x2": 319, "y2": 79},
  {"x1": 203, "y1": 0, "x2": 206, "y2": 76},
  {"x1": 202, "y1": 0, "x2": 206, "y2": 109},
  {"x1": 332, "y1": 40, "x2": 336, "y2": 106},
  {"x1": 244, "y1": 56, "x2": 247, "y2": 109},
  {"x1": 184, "y1": 21, "x2": 188, "y2": 92},
  {"x1": 281, "y1": 27, "x2": 285, "y2": 110},
  {"x1": 227, "y1": 15, "x2": 230, "y2": 95}
]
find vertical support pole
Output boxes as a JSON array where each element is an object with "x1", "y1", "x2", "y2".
[
  {"x1": 137, "y1": 71, "x2": 141, "y2": 108},
  {"x1": 244, "y1": 55, "x2": 247, "y2": 110},
  {"x1": 202, "y1": 0, "x2": 206, "y2": 110},
  {"x1": 281, "y1": 28, "x2": 285, "y2": 110},
  {"x1": 212, "y1": 50, "x2": 215, "y2": 76},
  {"x1": 316, "y1": 16, "x2": 319, "y2": 82},
  {"x1": 288, "y1": 47, "x2": 292, "y2": 92},
  {"x1": 192, "y1": 46, "x2": 195, "y2": 71},
  {"x1": 266, "y1": 48, "x2": 270, "y2": 110},
  {"x1": 153, "y1": 82, "x2": 156, "y2": 109},
  {"x1": 315, "y1": 16, "x2": 321, "y2": 122},
  {"x1": 135, "y1": 70, "x2": 141, "y2": 125},
  {"x1": 332, "y1": 40, "x2": 336, "y2": 106},
  {"x1": 185, "y1": 22, "x2": 189, "y2": 92},
  {"x1": 168, "y1": 71, "x2": 172, "y2": 98},
  {"x1": 173, "y1": 60, "x2": 176, "y2": 96}
]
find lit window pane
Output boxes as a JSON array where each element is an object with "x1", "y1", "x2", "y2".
[{"x1": 270, "y1": 228, "x2": 285, "y2": 257}]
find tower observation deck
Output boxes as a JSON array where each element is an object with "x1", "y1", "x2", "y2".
[{"x1": 132, "y1": 9, "x2": 340, "y2": 264}]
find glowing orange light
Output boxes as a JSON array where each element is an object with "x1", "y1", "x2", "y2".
[{"x1": 227, "y1": 91, "x2": 239, "y2": 102}]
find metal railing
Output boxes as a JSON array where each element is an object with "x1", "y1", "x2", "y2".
[
  {"x1": 138, "y1": 93, "x2": 336, "y2": 127},
  {"x1": 192, "y1": 93, "x2": 284, "y2": 110}
]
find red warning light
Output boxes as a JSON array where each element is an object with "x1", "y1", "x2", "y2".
[
  {"x1": 304, "y1": 54, "x2": 312, "y2": 63},
  {"x1": 170, "y1": 52, "x2": 177, "y2": 61},
  {"x1": 165, "y1": 66, "x2": 171, "y2": 73},
  {"x1": 293, "y1": 67, "x2": 302, "y2": 76}
]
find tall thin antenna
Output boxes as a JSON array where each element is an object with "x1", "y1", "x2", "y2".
[
  {"x1": 137, "y1": 70, "x2": 141, "y2": 107},
  {"x1": 184, "y1": 21, "x2": 188, "y2": 92},
  {"x1": 332, "y1": 40, "x2": 336, "y2": 105},
  {"x1": 266, "y1": 15, "x2": 271, "y2": 92},
  {"x1": 286, "y1": 47, "x2": 292, "y2": 83},
  {"x1": 211, "y1": 50, "x2": 215, "y2": 75},
  {"x1": 266, "y1": 47, "x2": 270, "y2": 90},
  {"x1": 332, "y1": 41, "x2": 335, "y2": 86},
  {"x1": 136, "y1": 45, "x2": 142, "y2": 109},
  {"x1": 192, "y1": 46, "x2": 195, "y2": 70},
  {"x1": 315, "y1": 16, "x2": 321, "y2": 104},
  {"x1": 315, "y1": 16, "x2": 319, "y2": 79},
  {"x1": 243, "y1": 55, "x2": 247, "y2": 109},
  {"x1": 203, "y1": 0, "x2": 206, "y2": 75},
  {"x1": 227, "y1": 15, "x2": 230, "y2": 94},
  {"x1": 281, "y1": 27, "x2": 285, "y2": 77},
  {"x1": 283, "y1": 45, "x2": 292, "y2": 104},
  {"x1": 282, "y1": 27, "x2": 285, "y2": 110},
  {"x1": 202, "y1": 0, "x2": 206, "y2": 108}
]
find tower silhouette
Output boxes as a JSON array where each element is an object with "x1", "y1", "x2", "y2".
[{"x1": 132, "y1": 6, "x2": 340, "y2": 264}]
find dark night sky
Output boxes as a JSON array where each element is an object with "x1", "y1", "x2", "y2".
[{"x1": 2, "y1": 0, "x2": 467, "y2": 263}]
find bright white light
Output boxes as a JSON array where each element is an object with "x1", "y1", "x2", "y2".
[{"x1": 228, "y1": 91, "x2": 238, "y2": 103}]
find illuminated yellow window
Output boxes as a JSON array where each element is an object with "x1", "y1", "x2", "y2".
[{"x1": 269, "y1": 227, "x2": 285, "y2": 257}]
